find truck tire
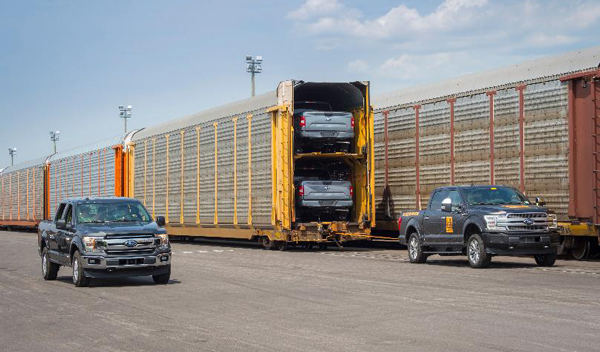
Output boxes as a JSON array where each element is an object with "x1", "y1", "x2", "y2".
[
  {"x1": 467, "y1": 234, "x2": 491, "y2": 268},
  {"x1": 41, "y1": 247, "x2": 59, "y2": 281},
  {"x1": 534, "y1": 253, "x2": 557, "y2": 267},
  {"x1": 72, "y1": 251, "x2": 90, "y2": 287},
  {"x1": 152, "y1": 265, "x2": 171, "y2": 284},
  {"x1": 408, "y1": 233, "x2": 427, "y2": 263}
]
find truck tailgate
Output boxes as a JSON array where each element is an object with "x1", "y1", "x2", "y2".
[
  {"x1": 301, "y1": 181, "x2": 352, "y2": 205},
  {"x1": 301, "y1": 111, "x2": 353, "y2": 136}
]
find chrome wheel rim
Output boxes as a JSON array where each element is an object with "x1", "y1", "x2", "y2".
[
  {"x1": 409, "y1": 237, "x2": 418, "y2": 259},
  {"x1": 73, "y1": 258, "x2": 79, "y2": 283},
  {"x1": 42, "y1": 253, "x2": 47, "y2": 275},
  {"x1": 469, "y1": 239, "x2": 480, "y2": 263}
]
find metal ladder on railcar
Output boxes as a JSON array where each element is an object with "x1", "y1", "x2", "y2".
[{"x1": 593, "y1": 76, "x2": 600, "y2": 226}]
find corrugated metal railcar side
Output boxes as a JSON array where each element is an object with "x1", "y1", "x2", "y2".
[
  {"x1": 373, "y1": 46, "x2": 600, "y2": 240},
  {"x1": 46, "y1": 135, "x2": 129, "y2": 218},
  {"x1": 0, "y1": 157, "x2": 47, "y2": 228},
  {"x1": 130, "y1": 91, "x2": 277, "y2": 239}
]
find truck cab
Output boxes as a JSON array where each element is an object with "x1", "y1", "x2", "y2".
[
  {"x1": 38, "y1": 197, "x2": 171, "y2": 286},
  {"x1": 398, "y1": 186, "x2": 559, "y2": 268}
]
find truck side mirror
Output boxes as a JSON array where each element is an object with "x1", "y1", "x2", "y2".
[
  {"x1": 535, "y1": 197, "x2": 546, "y2": 206},
  {"x1": 56, "y1": 219, "x2": 66, "y2": 229},
  {"x1": 441, "y1": 198, "x2": 452, "y2": 212},
  {"x1": 156, "y1": 216, "x2": 166, "y2": 227}
]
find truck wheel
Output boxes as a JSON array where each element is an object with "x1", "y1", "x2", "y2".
[
  {"x1": 534, "y1": 253, "x2": 557, "y2": 267},
  {"x1": 467, "y1": 234, "x2": 491, "y2": 268},
  {"x1": 72, "y1": 251, "x2": 90, "y2": 287},
  {"x1": 153, "y1": 266, "x2": 171, "y2": 284},
  {"x1": 41, "y1": 247, "x2": 59, "y2": 280},
  {"x1": 408, "y1": 233, "x2": 427, "y2": 263}
]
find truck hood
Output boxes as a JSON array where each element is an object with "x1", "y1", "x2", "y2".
[
  {"x1": 75, "y1": 222, "x2": 165, "y2": 236},
  {"x1": 469, "y1": 204, "x2": 550, "y2": 215}
]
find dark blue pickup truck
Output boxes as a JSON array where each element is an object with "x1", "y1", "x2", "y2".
[
  {"x1": 38, "y1": 197, "x2": 171, "y2": 286},
  {"x1": 398, "y1": 186, "x2": 559, "y2": 268}
]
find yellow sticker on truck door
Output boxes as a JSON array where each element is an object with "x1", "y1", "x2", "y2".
[{"x1": 445, "y1": 217, "x2": 453, "y2": 233}]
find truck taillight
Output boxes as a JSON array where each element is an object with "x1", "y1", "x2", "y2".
[
  {"x1": 298, "y1": 186, "x2": 304, "y2": 196},
  {"x1": 351, "y1": 116, "x2": 355, "y2": 128},
  {"x1": 350, "y1": 186, "x2": 354, "y2": 197},
  {"x1": 300, "y1": 116, "x2": 306, "y2": 128},
  {"x1": 398, "y1": 217, "x2": 402, "y2": 230}
]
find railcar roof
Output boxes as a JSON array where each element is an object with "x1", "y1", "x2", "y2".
[{"x1": 374, "y1": 46, "x2": 600, "y2": 110}]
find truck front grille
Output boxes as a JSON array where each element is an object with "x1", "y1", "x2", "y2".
[
  {"x1": 502, "y1": 213, "x2": 549, "y2": 232},
  {"x1": 106, "y1": 248, "x2": 155, "y2": 256}
]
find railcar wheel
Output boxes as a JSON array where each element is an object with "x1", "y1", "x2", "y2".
[
  {"x1": 301, "y1": 243, "x2": 314, "y2": 250},
  {"x1": 261, "y1": 236, "x2": 275, "y2": 250},
  {"x1": 277, "y1": 242, "x2": 288, "y2": 251},
  {"x1": 571, "y1": 238, "x2": 591, "y2": 260}
]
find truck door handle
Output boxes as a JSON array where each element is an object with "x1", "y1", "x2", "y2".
[{"x1": 424, "y1": 216, "x2": 430, "y2": 220}]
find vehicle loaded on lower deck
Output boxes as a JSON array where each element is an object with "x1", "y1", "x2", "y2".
[
  {"x1": 398, "y1": 186, "x2": 559, "y2": 268},
  {"x1": 294, "y1": 160, "x2": 353, "y2": 223}
]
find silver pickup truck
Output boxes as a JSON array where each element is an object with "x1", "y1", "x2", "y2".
[
  {"x1": 294, "y1": 101, "x2": 355, "y2": 153},
  {"x1": 295, "y1": 168, "x2": 353, "y2": 222}
]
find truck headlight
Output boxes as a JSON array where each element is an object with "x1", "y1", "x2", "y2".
[
  {"x1": 157, "y1": 234, "x2": 169, "y2": 248},
  {"x1": 548, "y1": 214, "x2": 558, "y2": 229},
  {"x1": 83, "y1": 236, "x2": 105, "y2": 253},
  {"x1": 484, "y1": 215, "x2": 507, "y2": 231}
]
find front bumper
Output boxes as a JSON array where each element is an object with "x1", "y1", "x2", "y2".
[
  {"x1": 482, "y1": 231, "x2": 559, "y2": 255},
  {"x1": 81, "y1": 250, "x2": 171, "y2": 278}
]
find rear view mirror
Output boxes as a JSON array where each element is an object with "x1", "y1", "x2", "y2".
[
  {"x1": 56, "y1": 219, "x2": 66, "y2": 229},
  {"x1": 441, "y1": 198, "x2": 452, "y2": 212},
  {"x1": 156, "y1": 216, "x2": 166, "y2": 227}
]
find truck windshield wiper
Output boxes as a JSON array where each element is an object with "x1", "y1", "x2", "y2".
[{"x1": 81, "y1": 220, "x2": 108, "y2": 223}]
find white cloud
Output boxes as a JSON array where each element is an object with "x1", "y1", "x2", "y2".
[
  {"x1": 347, "y1": 59, "x2": 369, "y2": 73},
  {"x1": 288, "y1": 0, "x2": 600, "y2": 91},
  {"x1": 287, "y1": 0, "x2": 345, "y2": 20}
]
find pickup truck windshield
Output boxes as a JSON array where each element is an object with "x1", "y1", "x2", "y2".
[
  {"x1": 77, "y1": 202, "x2": 152, "y2": 223},
  {"x1": 294, "y1": 101, "x2": 333, "y2": 114},
  {"x1": 463, "y1": 187, "x2": 531, "y2": 206}
]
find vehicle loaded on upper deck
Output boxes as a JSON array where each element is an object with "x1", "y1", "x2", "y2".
[
  {"x1": 398, "y1": 186, "x2": 559, "y2": 268},
  {"x1": 293, "y1": 100, "x2": 355, "y2": 153},
  {"x1": 38, "y1": 197, "x2": 171, "y2": 287}
]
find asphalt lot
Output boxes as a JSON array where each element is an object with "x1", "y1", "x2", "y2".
[{"x1": 0, "y1": 230, "x2": 599, "y2": 352}]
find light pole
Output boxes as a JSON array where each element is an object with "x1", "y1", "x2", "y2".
[
  {"x1": 8, "y1": 148, "x2": 17, "y2": 166},
  {"x1": 49, "y1": 130, "x2": 60, "y2": 154},
  {"x1": 119, "y1": 105, "x2": 132, "y2": 134},
  {"x1": 246, "y1": 55, "x2": 263, "y2": 97}
]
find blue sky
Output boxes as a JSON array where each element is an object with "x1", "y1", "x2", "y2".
[{"x1": 1, "y1": 0, "x2": 599, "y2": 168}]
